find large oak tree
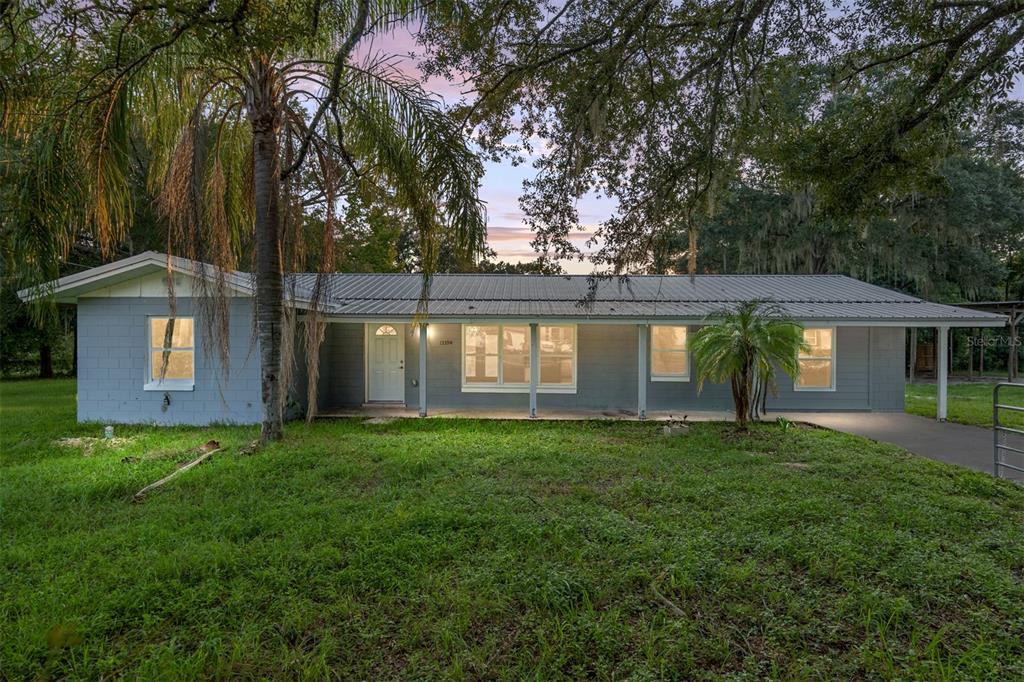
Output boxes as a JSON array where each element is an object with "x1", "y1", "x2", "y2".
[{"x1": 422, "y1": 0, "x2": 1024, "y2": 275}]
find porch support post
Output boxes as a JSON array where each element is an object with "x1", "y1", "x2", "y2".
[
  {"x1": 638, "y1": 324, "x2": 648, "y2": 420},
  {"x1": 908, "y1": 327, "x2": 917, "y2": 383},
  {"x1": 529, "y1": 323, "x2": 539, "y2": 418},
  {"x1": 1010, "y1": 311, "x2": 1019, "y2": 382},
  {"x1": 418, "y1": 323, "x2": 428, "y2": 417},
  {"x1": 937, "y1": 325, "x2": 949, "y2": 422}
]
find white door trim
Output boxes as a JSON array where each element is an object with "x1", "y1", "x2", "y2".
[{"x1": 364, "y1": 323, "x2": 406, "y2": 403}]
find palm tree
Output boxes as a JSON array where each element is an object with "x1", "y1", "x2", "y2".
[
  {"x1": 2, "y1": 1, "x2": 486, "y2": 443},
  {"x1": 690, "y1": 301, "x2": 807, "y2": 428}
]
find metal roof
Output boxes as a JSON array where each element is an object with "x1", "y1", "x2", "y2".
[
  {"x1": 21, "y1": 252, "x2": 1008, "y2": 326},
  {"x1": 291, "y1": 272, "x2": 1007, "y2": 325}
]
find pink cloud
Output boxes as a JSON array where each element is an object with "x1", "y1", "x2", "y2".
[{"x1": 487, "y1": 226, "x2": 596, "y2": 242}]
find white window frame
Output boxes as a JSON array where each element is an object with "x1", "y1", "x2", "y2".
[
  {"x1": 536, "y1": 324, "x2": 578, "y2": 394},
  {"x1": 650, "y1": 325, "x2": 690, "y2": 382},
  {"x1": 794, "y1": 326, "x2": 836, "y2": 392},
  {"x1": 460, "y1": 323, "x2": 577, "y2": 394},
  {"x1": 144, "y1": 316, "x2": 195, "y2": 391}
]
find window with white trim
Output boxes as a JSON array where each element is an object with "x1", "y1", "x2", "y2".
[
  {"x1": 463, "y1": 324, "x2": 528, "y2": 387},
  {"x1": 650, "y1": 325, "x2": 689, "y2": 381},
  {"x1": 147, "y1": 317, "x2": 195, "y2": 389},
  {"x1": 795, "y1": 327, "x2": 835, "y2": 390},
  {"x1": 461, "y1": 324, "x2": 576, "y2": 392}
]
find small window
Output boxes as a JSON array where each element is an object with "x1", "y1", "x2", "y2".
[
  {"x1": 651, "y1": 325, "x2": 689, "y2": 381},
  {"x1": 375, "y1": 325, "x2": 398, "y2": 336},
  {"x1": 147, "y1": 317, "x2": 195, "y2": 390},
  {"x1": 795, "y1": 327, "x2": 835, "y2": 390}
]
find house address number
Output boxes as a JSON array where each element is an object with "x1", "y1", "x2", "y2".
[{"x1": 438, "y1": 339, "x2": 453, "y2": 345}]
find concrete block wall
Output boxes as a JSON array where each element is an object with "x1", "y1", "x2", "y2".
[{"x1": 76, "y1": 297, "x2": 260, "y2": 425}]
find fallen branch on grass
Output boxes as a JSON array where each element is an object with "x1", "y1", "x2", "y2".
[
  {"x1": 650, "y1": 571, "x2": 688, "y2": 618},
  {"x1": 132, "y1": 441, "x2": 221, "y2": 502}
]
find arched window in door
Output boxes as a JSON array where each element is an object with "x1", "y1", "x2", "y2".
[{"x1": 375, "y1": 325, "x2": 398, "y2": 336}]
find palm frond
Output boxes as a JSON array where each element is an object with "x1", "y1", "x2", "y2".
[{"x1": 691, "y1": 300, "x2": 809, "y2": 425}]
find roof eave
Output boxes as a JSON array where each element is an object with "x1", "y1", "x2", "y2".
[
  {"x1": 17, "y1": 251, "x2": 255, "y2": 303},
  {"x1": 310, "y1": 313, "x2": 1008, "y2": 327}
]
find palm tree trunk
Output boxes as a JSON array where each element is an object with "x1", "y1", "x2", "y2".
[
  {"x1": 248, "y1": 59, "x2": 285, "y2": 443},
  {"x1": 732, "y1": 370, "x2": 750, "y2": 428}
]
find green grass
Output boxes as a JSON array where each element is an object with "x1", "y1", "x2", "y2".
[
  {"x1": 2, "y1": 380, "x2": 1023, "y2": 679},
  {"x1": 906, "y1": 381, "x2": 1024, "y2": 428}
]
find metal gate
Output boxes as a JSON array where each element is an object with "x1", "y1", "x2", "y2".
[{"x1": 993, "y1": 383, "x2": 1024, "y2": 479}]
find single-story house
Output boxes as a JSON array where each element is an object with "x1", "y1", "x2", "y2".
[{"x1": 21, "y1": 251, "x2": 1007, "y2": 425}]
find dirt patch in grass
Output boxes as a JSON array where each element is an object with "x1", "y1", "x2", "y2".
[{"x1": 55, "y1": 436, "x2": 134, "y2": 454}]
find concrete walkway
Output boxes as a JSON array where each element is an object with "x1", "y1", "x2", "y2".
[{"x1": 774, "y1": 412, "x2": 1022, "y2": 481}]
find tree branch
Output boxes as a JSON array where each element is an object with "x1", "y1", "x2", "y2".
[{"x1": 280, "y1": 0, "x2": 369, "y2": 180}]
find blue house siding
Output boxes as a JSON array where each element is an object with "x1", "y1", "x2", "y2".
[
  {"x1": 398, "y1": 322, "x2": 903, "y2": 414},
  {"x1": 75, "y1": 302, "x2": 907, "y2": 423},
  {"x1": 766, "y1": 326, "x2": 871, "y2": 411},
  {"x1": 316, "y1": 323, "x2": 365, "y2": 409},
  {"x1": 404, "y1": 323, "x2": 645, "y2": 412},
  {"x1": 76, "y1": 297, "x2": 260, "y2": 425},
  {"x1": 869, "y1": 327, "x2": 907, "y2": 412}
]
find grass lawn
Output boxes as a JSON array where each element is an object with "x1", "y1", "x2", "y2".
[
  {"x1": 906, "y1": 381, "x2": 1024, "y2": 428},
  {"x1": 3, "y1": 380, "x2": 1023, "y2": 679}
]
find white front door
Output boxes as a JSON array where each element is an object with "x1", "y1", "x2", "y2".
[{"x1": 366, "y1": 324, "x2": 405, "y2": 402}]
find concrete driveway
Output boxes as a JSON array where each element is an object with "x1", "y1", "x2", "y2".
[{"x1": 773, "y1": 412, "x2": 1023, "y2": 481}]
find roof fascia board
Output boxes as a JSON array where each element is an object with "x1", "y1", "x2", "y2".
[
  {"x1": 309, "y1": 315, "x2": 1007, "y2": 327},
  {"x1": 18, "y1": 251, "x2": 255, "y2": 303}
]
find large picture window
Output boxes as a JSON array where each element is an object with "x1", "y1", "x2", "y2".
[
  {"x1": 795, "y1": 327, "x2": 835, "y2": 390},
  {"x1": 147, "y1": 317, "x2": 195, "y2": 390},
  {"x1": 464, "y1": 325, "x2": 530, "y2": 387},
  {"x1": 461, "y1": 324, "x2": 576, "y2": 392},
  {"x1": 650, "y1": 325, "x2": 689, "y2": 381}
]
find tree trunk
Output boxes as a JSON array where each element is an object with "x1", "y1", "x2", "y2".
[
  {"x1": 688, "y1": 226, "x2": 697, "y2": 279},
  {"x1": 39, "y1": 343, "x2": 53, "y2": 379},
  {"x1": 248, "y1": 58, "x2": 285, "y2": 443}
]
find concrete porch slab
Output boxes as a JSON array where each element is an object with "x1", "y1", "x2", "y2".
[{"x1": 318, "y1": 406, "x2": 734, "y2": 422}]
